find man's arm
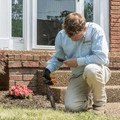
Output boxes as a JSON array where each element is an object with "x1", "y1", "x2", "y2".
[{"x1": 46, "y1": 31, "x2": 66, "y2": 72}]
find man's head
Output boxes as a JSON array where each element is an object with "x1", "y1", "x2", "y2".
[{"x1": 63, "y1": 13, "x2": 86, "y2": 41}]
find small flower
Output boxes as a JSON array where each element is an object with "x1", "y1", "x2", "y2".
[
  {"x1": 10, "y1": 91, "x2": 13, "y2": 95},
  {"x1": 25, "y1": 91, "x2": 29, "y2": 97},
  {"x1": 22, "y1": 85, "x2": 28, "y2": 90},
  {"x1": 11, "y1": 86, "x2": 16, "y2": 90},
  {"x1": 15, "y1": 86, "x2": 20, "y2": 89},
  {"x1": 9, "y1": 85, "x2": 34, "y2": 99}
]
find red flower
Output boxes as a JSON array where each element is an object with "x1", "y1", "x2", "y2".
[
  {"x1": 10, "y1": 91, "x2": 13, "y2": 95},
  {"x1": 9, "y1": 85, "x2": 34, "y2": 99}
]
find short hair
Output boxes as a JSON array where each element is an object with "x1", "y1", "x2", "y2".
[{"x1": 63, "y1": 13, "x2": 86, "y2": 37}]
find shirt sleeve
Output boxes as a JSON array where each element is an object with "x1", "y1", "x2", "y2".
[
  {"x1": 77, "y1": 29, "x2": 109, "y2": 66},
  {"x1": 46, "y1": 31, "x2": 66, "y2": 72}
]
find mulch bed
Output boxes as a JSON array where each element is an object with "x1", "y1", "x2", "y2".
[{"x1": 0, "y1": 90, "x2": 64, "y2": 110}]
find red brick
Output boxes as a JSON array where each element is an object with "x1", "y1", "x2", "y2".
[
  {"x1": 9, "y1": 80, "x2": 15, "y2": 87},
  {"x1": 110, "y1": 56, "x2": 116, "y2": 62},
  {"x1": 16, "y1": 81, "x2": 30, "y2": 86},
  {"x1": 111, "y1": 10, "x2": 120, "y2": 14},
  {"x1": 111, "y1": 14, "x2": 120, "y2": 19},
  {"x1": 110, "y1": 44, "x2": 120, "y2": 48},
  {"x1": 23, "y1": 75, "x2": 34, "y2": 80},
  {"x1": 111, "y1": 23, "x2": 120, "y2": 27},
  {"x1": 21, "y1": 54, "x2": 27, "y2": 60},
  {"x1": 110, "y1": 32, "x2": 120, "y2": 36},
  {"x1": 111, "y1": 27, "x2": 120, "y2": 31},
  {"x1": 113, "y1": 63, "x2": 120, "y2": 68},
  {"x1": 111, "y1": 19, "x2": 120, "y2": 23},
  {"x1": 8, "y1": 61, "x2": 22, "y2": 68},
  {"x1": 9, "y1": 68, "x2": 38, "y2": 74},
  {"x1": 111, "y1": 6, "x2": 120, "y2": 10},
  {"x1": 46, "y1": 55, "x2": 51, "y2": 61},
  {"x1": 14, "y1": 54, "x2": 21, "y2": 60},
  {"x1": 111, "y1": 2, "x2": 120, "y2": 6},
  {"x1": 40, "y1": 55, "x2": 46, "y2": 61},
  {"x1": 111, "y1": 0, "x2": 120, "y2": 2},
  {"x1": 39, "y1": 62, "x2": 46, "y2": 67},
  {"x1": 9, "y1": 75, "x2": 22, "y2": 80},
  {"x1": 15, "y1": 81, "x2": 24, "y2": 86},
  {"x1": 8, "y1": 54, "x2": 15, "y2": 61},
  {"x1": 110, "y1": 48, "x2": 120, "y2": 52},
  {"x1": 111, "y1": 36, "x2": 120, "y2": 40},
  {"x1": 22, "y1": 61, "x2": 39, "y2": 67},
  {"x1": 115, "y1": 57, "x2": 120, "y2": 62},
  {"x1": 111, "y1": 40, "x2": 120, "y2": 43},
  {"x1": 33, "y1": 55, "x2": 39, "y2": 61},
  {"x1": 27, "y1": 54, "x2": 33, "y2": 60}
]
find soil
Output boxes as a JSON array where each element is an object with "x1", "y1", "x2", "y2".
[{"x1": 0, "y1": 90, "x2": 64, "y2": 110}]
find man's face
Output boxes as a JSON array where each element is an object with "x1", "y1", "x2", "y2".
[{"x1": 70, "y1": 27, "x2": 87, "y2": 41}]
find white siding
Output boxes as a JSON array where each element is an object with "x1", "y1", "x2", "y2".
[{"x1": 0, "y1": 0, "x2": 11, "y2": 49}]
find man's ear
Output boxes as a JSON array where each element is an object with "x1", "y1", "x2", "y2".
[{"x1": 84, "y1": 26, "x2": 87, "y2": 32}]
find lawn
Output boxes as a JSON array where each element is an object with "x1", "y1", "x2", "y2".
[{"x1": 0, "y1": 105, "x2": 119, "y2": 120}]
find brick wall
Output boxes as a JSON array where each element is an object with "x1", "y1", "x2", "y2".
[
  {"x1": 5, "y1": 53, "x2": 67, "y2": 92},
  {"x1": 110, "y1": 0, "x2": 120, "y2": 52},
  {"x1": 0, "y1": 50, "x2": 119, "y2": 91},
  {"x1": 7, "y1": 53, "x2": 50, "y2": 93}
]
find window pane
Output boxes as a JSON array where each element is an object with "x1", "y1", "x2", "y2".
[
  {"x1": 84, "y1": 0, "x2": 93, "y2": 22},
  {"x1": 12, "y1": 0, "x2": 23, "y2": 37},
  {"x1": 37, "y1": 0, "x2": 75, "y2": 46}
]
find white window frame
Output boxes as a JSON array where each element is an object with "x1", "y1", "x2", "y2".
[
  {"x1": 94, "y1": 0, "x2": 109, "y2": 45},
  {"x1": 26, "y1": 0, "x2": 109, "y2": 50},
  {"x1": 9, "y1": 0, "x2": 25, "y2": 50},
  {"x1": 31, "y1": 0, "x2": 84, "y2": 50}
]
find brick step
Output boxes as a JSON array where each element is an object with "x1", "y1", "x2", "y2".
[
  {"x1": 107, "y1": 70, "x2": 120, "y2": 85},
  {"x1": 37, "y1": 70, "x2": 120, "y2": 86},
  {"x1": 49, "y1": 85, "x2": 120, "y2": 103},
  {"x1": 105, "y1": 103, "x2": 120, "y2": 118},
  {"x1": 106, "y1": 85, "x2": 120, "y2": 103},
  {"x1": 37, "y1": 70, "x2": 71, "y2": 87}
]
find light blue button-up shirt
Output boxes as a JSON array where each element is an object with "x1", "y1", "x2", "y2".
[{"x1": 46, "y1": 22, "x2": 109, "y2": 75}]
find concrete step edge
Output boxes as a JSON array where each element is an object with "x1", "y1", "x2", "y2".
[
  {"x1": 50, "y1": 85, "x2": 120, "y2": 89},
  {"x1": 106, "y1": 85, "x2": 120, "y2": 89}
]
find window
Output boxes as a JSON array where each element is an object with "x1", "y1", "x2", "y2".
[
  {"x1": 37, "y1": 0, "x2": 93, "y2": 47},
  {"x1": 12, "y1": 0, "x2": 23, "y2": 37},
  {"x1": 84, "y1": 0, "x2": 93, "y2": 22},
  {"x1": 32, "y1": 0, "x2": 109, "y2": 50},
  {"x1": 37, "y1": 0, "x2": 75, "y2": 46}
]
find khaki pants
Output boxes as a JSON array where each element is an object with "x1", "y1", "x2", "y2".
[{"x1": 65, "y1": 64, "x2": 111, "y2": 112}]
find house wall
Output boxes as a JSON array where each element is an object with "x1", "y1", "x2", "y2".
[
  {"x1": 109, "y1": 0, "x2": 120, "y2": 52},
  {"x1": 0, "y1": 0, "x2": 120, "y2": 91},
  {"x1": 0, "y1": 49, "x2": 118, "y2": 91}
]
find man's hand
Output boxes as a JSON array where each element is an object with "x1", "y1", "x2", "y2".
[
  {"x1": 63, "y1": 58, "x2": 78, "y2": 67},
  {"x1": 43, "y1": 68, "x2": 53, "y2": 85}
]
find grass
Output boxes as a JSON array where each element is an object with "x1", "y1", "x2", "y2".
[{"x1": 0, "y1": 105, "x2": 119, "y2": 120}]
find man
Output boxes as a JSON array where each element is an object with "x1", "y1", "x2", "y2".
[{"x1": 42, "y1": 13, "x2": 111, "y2": 114}]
